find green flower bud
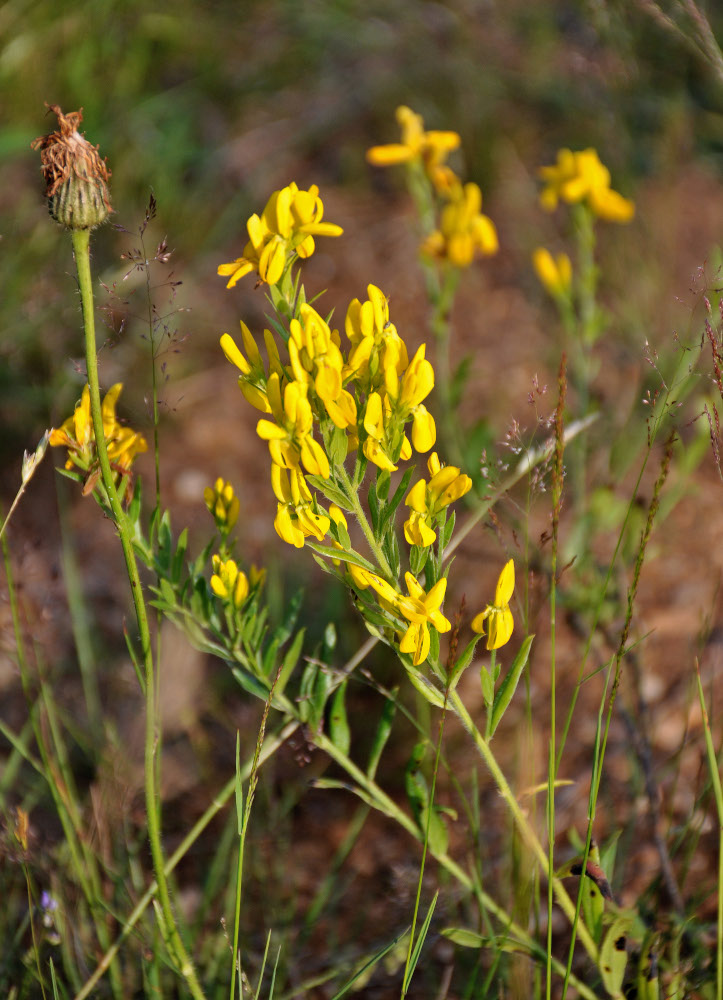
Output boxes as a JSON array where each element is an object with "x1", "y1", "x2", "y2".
[{"x1": 32, "y1": 105, "x2": 112, "y2": 230}]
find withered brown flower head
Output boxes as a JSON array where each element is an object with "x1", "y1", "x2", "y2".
[{"x1": 31, "y1": 104, "x2": 112, "y2": 230}]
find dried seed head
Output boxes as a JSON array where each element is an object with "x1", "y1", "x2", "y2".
[{"x1": 31, "y1": 104, "x2": 112, "y2": 229}]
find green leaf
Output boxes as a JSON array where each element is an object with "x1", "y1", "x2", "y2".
[
  {"x1": 328, "y1": 681, "x2": 351, "y2": 755},
  {"x1": 306, "y1": 475, "x2": 353, "y2": 511},
  {"x1": 171, "y1": 527, "x2": 188, "y2": 584},
  {"x1": 448, "y1": 635, "x2": 480, "y2": 689},
  {"x1": 330, "y1": 931, "x2": 409, "y2": 1000},
  {"x1": 440, "y1": 510, "x2": 455, "y2": 551},
  {"x1": 403, "y1": 890, "x2": 439, "y2": 993},
  {"x1": 489, "y1": 635, "x2": 534, "y2": 736},
  {"x1": 306, "y1": 542, "x2": 376, "y2": 572},
  {"x1": 375, "y1": 468, "x2": 391, "y2": 500},
  {"x1": 599, "y1": 912, "x2": 632, "y2": 997},
  {"x1": 405, "y1": 666, "x2": 448, "y2": 708},
  {"x1": 366, "y1": 692, "x2": 397, "y2": 779},
  {"x1": 276, "y1": 627, "x2": 305, "y2": 697},
  {"x1": 480, "y1": 665, "x2": 495, "y2": 707},
  {"x1": 409, "y1": 545, "x2": 429, "y2": 576},
  {"x1": 380, "y1": 466, "x2": 414, "y2": 534},
  {"x1": 231, "y1": 667, "x2": 272, "y2": 702}
]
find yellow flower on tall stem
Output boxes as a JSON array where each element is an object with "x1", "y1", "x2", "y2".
[
  {"x1": 366, "y1": 106, "x2": 461, "y2": 190},
  {"x1": 538, "y1": 148, "x2": 634, "y2": 223},
  {"x1": 472, "y1": 560, "x2": 515, "y2": 650}
]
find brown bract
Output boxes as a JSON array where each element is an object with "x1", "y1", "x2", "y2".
[{"x1": 31, "y1": 104, "x2": 112, "y2": 227}]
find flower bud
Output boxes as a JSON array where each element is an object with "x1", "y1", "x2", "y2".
[{"x1": 32, "y1": 105, "x2": 112, "y2": 229}]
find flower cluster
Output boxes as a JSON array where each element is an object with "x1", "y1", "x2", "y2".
[
  {"x1": 538, "y1": 148, "x2": 635, "y2": 224},
  {"x1": 49, "y1": 383, "x2": 147, "y2": 488},
  {"x1": 204, "y1": 477, "x2": 240, "y2": 533},
  {"x1": 218, "y1": 182, "x2": 343, "y2": 288},
  {"x1": 219, "y1": 279, "x2": 440, "y2": 547},
  {"x1": 218, "y1": 162, "x2": 513, "y2": 668},
  {"x1": 366, "y1": 105, "x2": 498, "y2": 270}
]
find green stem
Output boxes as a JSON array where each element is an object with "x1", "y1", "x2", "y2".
[
  {"x1": 447, "y1": 689, "x2": 599, "y2": 965},
  {"x1": 71, "y1": 227, "x2": 206, "y2": 1000},
  {"x1": 337, "y1": 464, "x2": 394, "y2": 580}
]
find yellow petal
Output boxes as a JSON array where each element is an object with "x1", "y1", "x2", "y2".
[{"x1": 494, "y1": 559, "x2": 515, "y2": 607}]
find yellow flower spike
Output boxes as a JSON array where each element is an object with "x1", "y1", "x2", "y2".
[
  {"x1": 538, "y1": 148, "x2": 634, "y2": 223},
  {"x1": 210, "y1": 555, "x2": 249, "y2": 609},
  {"x1": 532, "y1": 248, "x2": 572, "y2": 298},
  {"x1": 471, "y1": 559, "x2": 515, "y2": 650},
  {"x1": 204, "y1": 477, "x2": 240, "y2": 532},
  {"x1": 249, "y1": 564, "x2": 266, "y2": 588}
]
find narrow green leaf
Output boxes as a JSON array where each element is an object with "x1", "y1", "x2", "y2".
[
  {"x1": 328, "y1": 681, "x2": 351, "y2": 755},
  {"x1": 405, "y1": 666, "x2": 448, "y2": 708},
  {"x1": 599, "y1": 913, "x2": 632, "y2": 997},
  {"x1": 489, "y1": 635, "x2": 534, "y2": 736},
  {"x1": 366, "y1": 693, "x2": 397, "y2": 779},
  {"x1": 306, "y1": 475, "x2": 353, "y2": 511},
  {"x1": 330, "y1": 931, "x2": 409, "y2": 1000},
  {"x1": 403, "y1": 891, "x2": 439, "y2": 993},
  {"x1": 276, "y1": 628, "x2": 305, "y2": 697},
  {"x1": 306, "y1": 542, "x2": 376, "y2": 572}
]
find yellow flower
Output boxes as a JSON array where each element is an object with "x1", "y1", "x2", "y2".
[
  {"x1": 204, "y1": 478, "x2": 240, "y2": 532},
  {"x1": 366, "y1": 106, "x2": 461, "y2": 189},
  {"x1": 397, "y1": 573, "x2": 452, "y2": 666},
  {"x1": 344, "y1": 284, "x2": 409, "y2": 389},
  {"x1": 220, "y1": 323, "x2": 285, "y2": 413},
  {"x1": 256, "y1": 375, "x2": 330, "y2": 478},
  {"x1": 538, "y1": 148, "x2": 634, "y2": 223},
  {"x1": 404, "y1": 452, "x2": 472, "y2": 547},
  {"x1": 289, "y1": 304, "x2": 357, "y2": 429},
  {"x1": 49, "y1": 383, "x2": 147, "y2": 478},
  {"x1": 384, "y1": 344, "x2": 436, "y2": 453},
  {"x1": 210, "y1": 555, "x2": 249, "y2": 608},
  {"x1": 532, "y1": 248, "x2": 572, "y2": 298},
  {"x1": 422, "y1": 182, "x2": 498, "y2": 268},
  {"x1": 362, "y1": 391, "x2": 412, "y2": 471},
  {"x1": 471, "y1": 559, "x2": 515, "y2": 650},
  {"x1": 271, "y1": 465, "x2": 330, "y2": 548},
  {"x1": 218, "y1": 182, "x2": 343, "y2": 288}
]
